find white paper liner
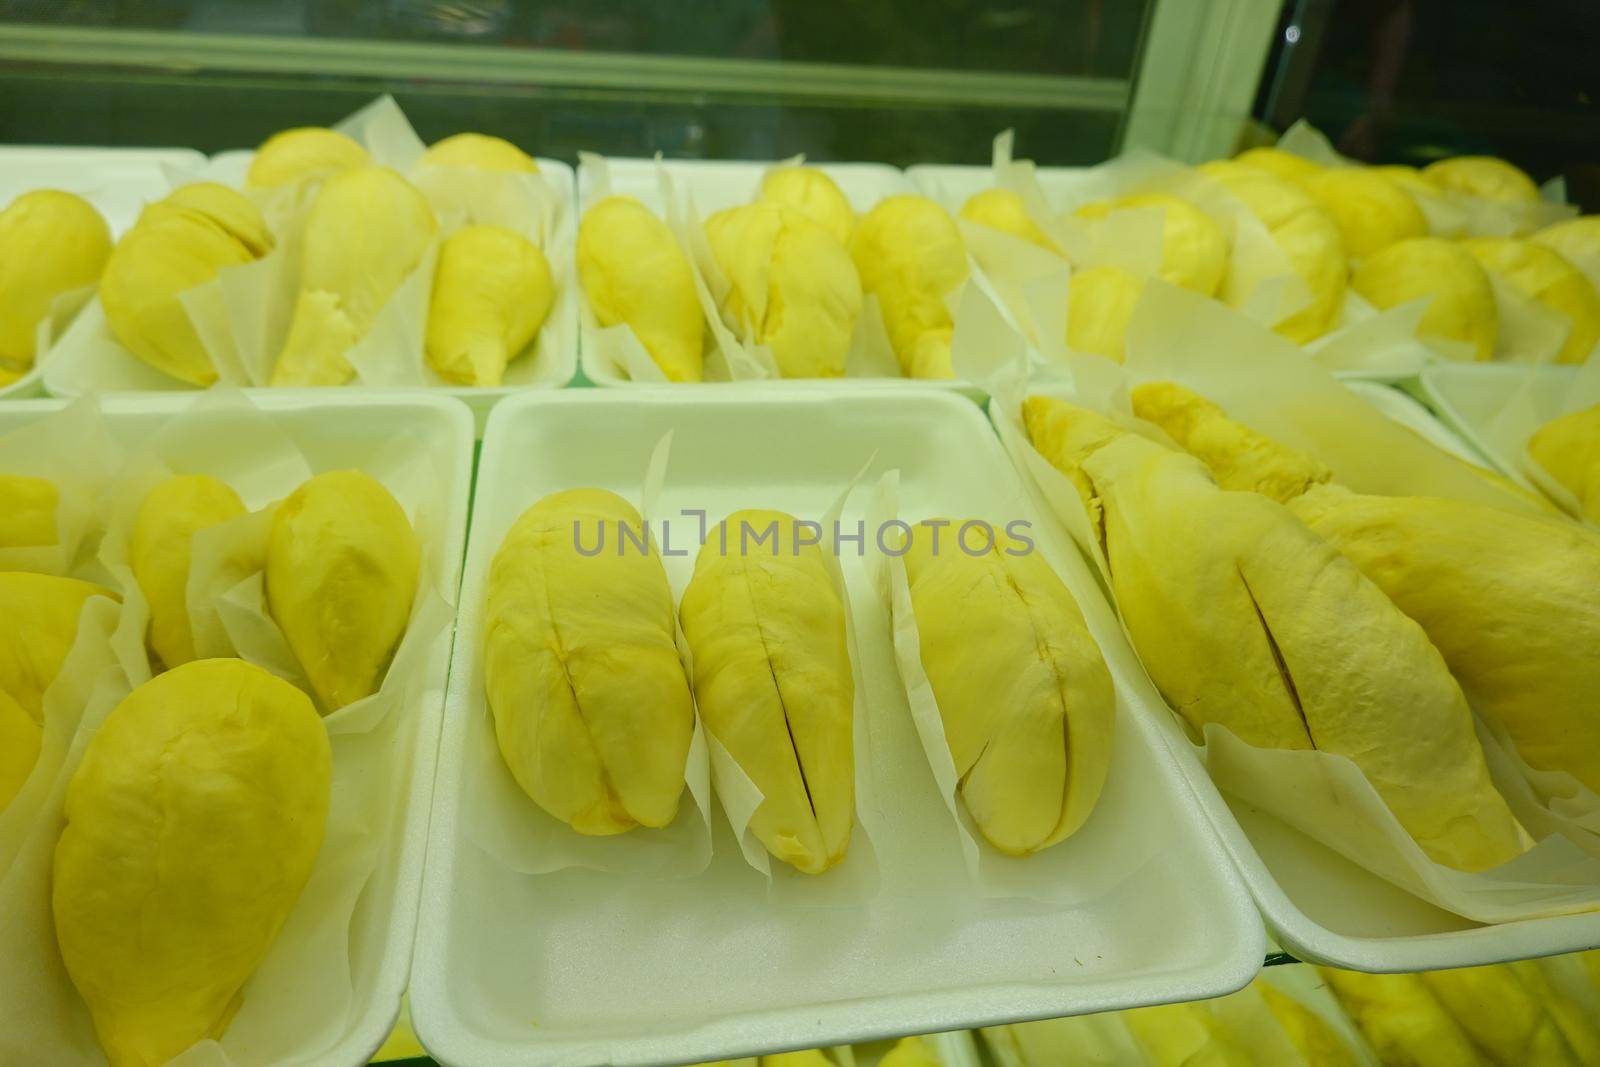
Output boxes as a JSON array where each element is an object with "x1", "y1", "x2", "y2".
[
  {"x1": 0, "y1": 389, "x2": 457, "y2": 1066},
  {"x1": 460, "y1": 431, "x2": 715, "y2": 878},
  {"x1": 863, "y1": 470, "x2": 1165, "y2": 904},
  {"x1": 1483, "y1": 357, "x2": 1600, "y2": 525},
  {"x1": 979, "y1": 284, "x2": 1600, "y2": 921},
  {"x1": 0, "y1": 396, "x2": 119, "y2": 577}
]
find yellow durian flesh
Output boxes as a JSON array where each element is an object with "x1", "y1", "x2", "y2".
[
  {"x1": 130, "y1": 474, "x2": 247, "y2": 671},
  {"x1": 878, "y1": 1035, "x2": 939, "y2": 1067},
  {"x1": 903, "y1": 518, "x2": 1114, "y2": 855},
  {"x1": 1422, "y1": 964, "x2": 1586, "y2": 1066},
  {"x1": 101, "y1": 184, "x2": 273, "y2": 386},
  {"x1": 1131, "y1": 381, "x2": 1332, "y2": 503},
  {"x1": 1077, "y1": 192, "x2": 1227, "y2": 296},
  {"x1": 52, "y1": 658, "x2": 330, "y2": 1067},
  {"x1": 1425, "y1": 155, "x2": 1541, "y2": 205},
  {"x1": 762, "y1": 1053, "x2": 833, "y2": 1067},
  {"x1": 265, "y1": 469, "x2": 420, "y2": 712},
  {"x1": 0, "y1": 189, "x2": 111, "y2": 367},
  {"x1": 1122, "y1": 1001, "x2": 1255, "y2": 1067},
  {"x1": 0, "y1": 686, "x2": 39, "y2": 810},
  {"x1": 484, "y1": 489, "x2": 694, "y2": 835},
  {"x1": 1320, "y1": 969, "x2": 1492, "y2": 1067},
  {"x1": 0, "y1": 570, "x2": 115, "y2": 721},
  {"x1": 960, "y1": 188, "x2": 1056, "y2": 251},
  {"x1": 1259, "y1": 982, "x2": 1359, "y2": 1067},
  {"x1": 1027, "y1": 397, "x2": 1522, "y2": 871},
  {"x1": 577, "y1": 195, "x2": 704, "y2": 382},
  {"x1": 1234, "y1": 146, "x2": 1325, "y2": 187},
  {"x1": 1291, "y1": 485, "x2": 1600, "y2": 794},
  {"x1": 426, "y1": 224, "x2": 553, "y2": 387},
  {"x1": 850, "y1": 195, "x2": 968, "y2": 379},
  {"x1": 679, "y1": 509, "x2": 854, "y2": 875},
  {"x1": 1533, "y1": 217, "x2": 1600, "y2": 281},
  {"x1": 272, "y1": 166, "x2": 437, "y2": 386},
  {"x1": 1066, "y1": 265, "x2": 1143, "y2": 363},
  {"x1": 0, "y1": 473, "x2": 58, "y2": 548},
  {"x1": 1351, "y1": 237, "x2": 1498, "y2": 361},
  {"x1": 246, "y1": 126, "x2": 369, "y2": 188},
  {"x1": 1305, "y1": 167, "x2": 1428, "y2": 260},
  {"x1": 1202, "y1": 160, "x2": 1347, "y2": 343},
  {"x1": 705, "y1": 201, "x2": 862, "y2": 378},
  {"x1": 422, "y1": 132, "x2": 538, "y2": 172},
  {"x1": 1022, "y1": 394, "x2": 1129, "y2": 532},
  {"x1": 1529, "y1": 401, "x2": 1600, "y2": 523},
  {"x1": 759, "y1": 166, "x2": 855, "y2": 246},
  {"x1": 1464, "y1": 238, "x2": 1600, "y2": 364},
  {"x1": 1512, "y1": 960, "x2": 1600, "y2": 1066}
]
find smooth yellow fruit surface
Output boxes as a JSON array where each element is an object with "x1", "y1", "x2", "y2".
[
  {"x1": 1132, "y1": 381, "x2": 1332, "y2": 503},
  {"x1": 247, "y1": 126, "x2": 369, "y2": 188},
  {"x1": 130, "y1": 474, "x2": 247, "y2": 671},
  {"x1": 1422, "y1": 965, "x2": 1586, "y2": 1066},
  {"x1": 1529, "y1": 401, "x2": 1600, "y2": 523},
  {"x1": 1321, "y1": 969, "x2": 1491, "y2": 1067},
  {"x1": 1024, "y1": 397, "x2": 1522, "y2": 872},
  {"x1": 879, "y1": 1036, "x2": 940, "y2": 1067},
  {"x1": 1201, "y1": 160, "x2": 1347, "y2": 343},
  {"x1": 706, "y1": 201, "x2": 862, "y2": 378},
  {"x1": 1235, "y1": 146, "x2": 1324, "y2": 186},
  {"x1": 426, "y1": 224, "x2": 553, "y2": 387},
  {"x1": 1351, "y1": 237, "x2": 1498, "y2": 360},
  {"x1": 1291, "y1": 485, "x2": 1600, "y2": 793},
  {"x1": 1077, "y1": 193, "x2": 1227, "y2": 296},
  {"x1": 1066, "y1": 265, "x2": 1143, "y2": 362},
  {"x1": 851, "y1": 195, "x2": 968, "y2": 379},
  {"x1": 0, "y1": 473, "x2": 58, "y2": 548},
  {"x1": 0, "y1": 571, "x2": 114, "y2": 721},
  {"x1": 273, "y1": 167, "x2": 437, "y2": 386},
  {"x1": 0, "y1": 189, "x2": 111, "y2": 367},
  {"x1": 759, "y1": 166, "x2": 855, "y2": 246},
  {"x1": 421, "y1": 132, "x2": 538, "y2": 172},
  {"x1": 1425, "y1": 156, "x2": 1541, "y2": 204},
  {"x1": 102, "y1": 184, "x2": 273, "y2": 386},
  {"x1": 0, "y1": 686, "x2": 37, "y2": 810},
  {"x1": 53, "y1": 659, "x2": 330, "y2": 1067},
  {"x1": 1123, "y1": 1002, "x2": 1254, "y2": 1067},
  {"x1": 961, "y1": 188, "x2": 1056, "y2": 251},
  {"x1": 680, "y1": 510, "x2": 854, "y2": 874},
  {"x1": 577, "y1": 196, "x2": 704, "y2": 382},
  {"x1": 266, "y1": 470, "x2": 420, "y2": 711},
  {"x1": 904, "y1": 518, "x2": 1113, "y2": 855},
  {"x1": 1259, "y1": 982, "x2": 1359, "y2": 1067},
  {"x1": 1305, "y1": 168, "x2": 1428, "y2": 259},
  {"x1": 1464, "y1": 238, "x2": 1600, "y2": 363},
  {"x1": 484, "y1": 489, "x2": 694, "y2": 835}
]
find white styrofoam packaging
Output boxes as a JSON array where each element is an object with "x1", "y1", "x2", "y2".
[
  {"x1": 0, "y1": 146, "x2": 207, "y2": 401},
  {"x1": 411, "y1": 386, "x2": 1265, "y2": 1067},
  {"x1": 0, "y1": 391, "x2": 474, "y2": 1066},
  {"x1": 576, "y1": 157, "x2": 990, "y2": 397},
  {"x1": 41, "y1": 151, "x2": 580, "y2": 431},
  {"x1": 997, "y1": 387, "x2": 1600, "y2": 974}
]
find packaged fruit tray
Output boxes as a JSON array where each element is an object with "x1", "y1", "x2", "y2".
[
  {"x1": 410, "y1": 386, "x2": 1264, "y2": 1066},
  {"x1": 0, "y1": 390, "x2": 474, "y2": 1067}
]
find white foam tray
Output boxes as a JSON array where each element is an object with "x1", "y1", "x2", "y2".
[
  {"x1": 575, "y1": 157, "x2": 982, "y2": 397},
  {"x1": 0, "y1": 391, "x2": 475, "y2": 1066},
  {"x1": 40, "y1": 151, "x2": 580, "y2": 430},
  {"x1": 1000, "y1": 385, "x2": 1600, "y2": 972},
  {"x1": 0, "y1": 146, "x2": 207, "y2": 402},
  {"x1": 411, "y1": 387, "x2": 1264, "y2": 1066},
  {"x1": 1415, "y1": 362, "x2": 1579, "y2": 492}
]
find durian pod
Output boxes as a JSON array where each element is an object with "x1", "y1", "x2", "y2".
[
  {"x1": 850, "y1": 195, "x2": 968, "y2": 379},
  {"x1": 705, "y1": 201, "x2": 862, "y2": 378},
  {"x1": 130, "y1": 474, "x2": 247, "y2": 671},
  {"x1": 1425, "y1": 156, "x2": 1542, "y2": 206},
  {"x1": 903, "y1": 518, "x2": 1113, "y2": 855},
  {"x1": 1320, "y1": 969, "x2": 1492, "y2": 1067},
  {"x1": 1074, "y1": 193, "x2": 1228, "y2": 296},
  {"x1": 52, "y1": 658, "x2": 330, "y2": 1067},
  {"x1": 1235, "y1": 145, "x2": 1326, "y2": 186},
  {"x1": 1302, "y1": 168, "x2": 1428, "y2": 261},
  {"x1": 0, "y1": 189, "x2": 111, "y2": 368},
  {"x1": 1529, "y1": 401, "x2": 1600, "y2": 523},
  {"x1": 1259, "y1": 982, "x2": 1361, "y2": 1067},
  {"x1": 1290, "y1": 485, "x2": 1600, "y2": 794},
  {"x1": 1421, "y1": 965, "x2": 1588, "y2": 1066},
  {"x1": 271, "y1": 166, "x2": 437, "y2": 386},
  {"x1": 577, "y1": 195, "x2": 704, "y2": 382},
  {"x1": 0, "y1": 473, "x2": 58, "y2": 548},
  {"x1": 1024, "y1": 396, "x2": 1523, "y2": 872},
  {"x1": 1351, "y1": 237, "x2": 1498, "y2": 361},
  {"x1": 483, "y1": 489, "x2": 694, "y2": 835},
  {"x1": 422, "y1": 132, "x2": 538, "y2": 172},
  {"x1": 247, "y1": 126, "x2": 369, "y2": 188},
  {"x1": 1066, "y1": 265, "x2": 1143, "y2": 363},
  {"x1": 265, "y1": 469, "x2": 420, "y2": 711},
  {"x1": 679, "y1": 509, "x2": 854, "y2": 875},
  {"x1": 961, "y1": 188, "x2": 1057, "y2": 252},
  {"x1": 1532, "y1": 217, "x2": 1600, "y2": 291},
  {"x1": 760, "y1": 166, "x2": 855, "y2": 246},
  {"x1": 426, "y1": 224, "x2": 554, "y2": 387},
  {"x1": 1463, "y1": 238, "x2": 1600, "y2": 364},
  {"x1": 1121, "y1": 1001, "x2": 1255, "y2": 1067},
  {"x1": 0, "y1": 571, "x2": 118, "y2": 721},
  {"x1": 101, "y1": 183, "x2": 274, "y2": 386}
]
